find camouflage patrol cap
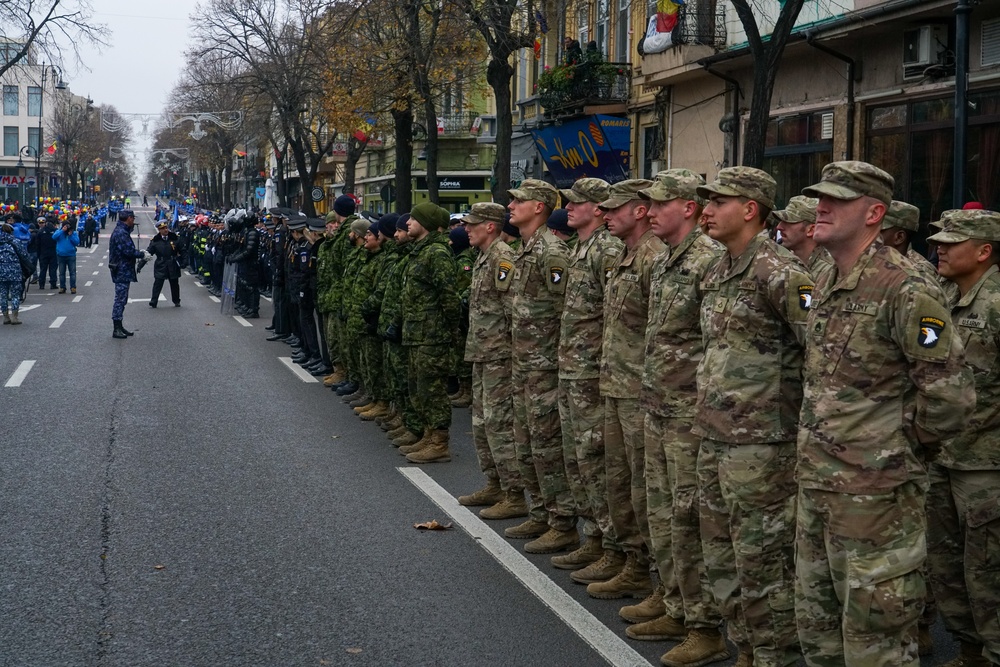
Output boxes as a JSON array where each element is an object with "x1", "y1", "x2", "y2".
[
  {"x1": 772, "y1": 196, "x2": 818, "y2": 224},
  {"x1": 349, "y1": 219, "x2": 368, "y2": 236},
  {"x1": 926, "y1": 209, "x2": 1000, "y2": 244},
  {"x1": 599, "y1": 179, "x2": 655, "y2": 210},
  {"x1": 461, "y1": 202, "x2": 506, "y2": 225},
  {"x1": 696, "y1": 167, "x2": 776, "y2": 210},
  {"x1": 508, "y1": 178, "x2": 558, "y2": 209},
  {"x1": 560, "y1": 178, "x2": 611, "y2": 204},
  {"x1": 802, "y1": 161, "x2": 894, "y2": 206},
  {"x1": 881, "y1": 200, "x2": 920, "y2": 231},
  {"x1": 639, "y1": 169, "x2": 705, "y2": 203}
]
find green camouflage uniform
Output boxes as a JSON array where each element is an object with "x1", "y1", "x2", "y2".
[
  {"x1": 402, "y1": 216, "x2": 460, "y2": 432},
  {"x1": 600, "y1": 220, "x2": 664, "y2": 567},
  {"x1": 464, "y1": 218, "x2": 516, "y2": 489},
  {"x1": 315, "y1": 234, "x2": 339, "y2": 364},
  {"x1": 796, "y1": 163, "x2": 975, "y2": 667},
  {"x1": 359, "y1": 243, "x2": 393, "y2": 401},
  {"x1": 924, "y1": 211, "x2": 1000, "y2": 665},
  {"x1": 379, "y1": 241, "x2": 418, "y2": 434},
  {"x1": 453, "y1": 246, "x2": 478, "y2": 382},
  {"x1": 339, "y1": 234, "x2": 365, "y2": 383},
  {"x1": 557, "y1": 177, "x2": 622, "y2": 550},
  {"x1": 695, "y1": 167, "x2": 811, "y2": 666},
  {"x1": 346, "y1": 243, "x2": 382, "y2": 393},
  {"x1": 807, "y1": 246, "x2": 836, "y2": 287},
  {"x1": 639, "y1": 171, "x2": 725, "y2": 629},
  {"x1": 509, "y1": 180, "x2": 573, "y2": 531}
]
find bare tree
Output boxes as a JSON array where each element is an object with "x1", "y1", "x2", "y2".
[{"x1": 0, "y1": 0, "x2": 107, "y2": 78}]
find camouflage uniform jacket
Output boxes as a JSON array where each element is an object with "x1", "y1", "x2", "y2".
[
  {"x1": 315, "y1": 236, "x2": 338, "y2": 314},
  {"x1": 938, "y1": 264, "x2": 1000, "y2": 471},
  {"x1": 464, "y1": 238, "x2": 514, "y2": 363},
  {"x1": 378, "y1": 243, "x2": 412, "y2": 335},
  {"x1": 338, "y1": 244, "x2": 363, "y2": 320},
  {"x1": 797, "y1": 238, "x2": 974, "y2": 493},
  {"x1": 600, "y1": 230, "x2": 666, "y2": 398},
  {"x1": 906, "y1": 246, "x2": 959, "y2": 303},
  {"x1": 807, "y1": 246, "x2": 836, "y2": 287},
  {"x1": 345, "y1": 245, "x2": 383, "y2": 335},
  {"x1": 641, "y1": 227, "x2": 723, "y2": 418},
  {"x1": 455, "y1": 247, "x2": 478, "y2": 299},
  {"x1": 558, "y1": 226, "x2": 623, "y2": 380},
  {"x1": 401, "y1": 231, "x2": 460, "y2": 347},
  {"x1": 695, "y1": 233, "x2": 812, "y2": 444},
  {"x1": 328, "y1": 216, "x2": 358, "y2": 314},
  {"x1": 360, "y1": 244, "x2": 395, "y2": 324},
  {"x1": 511, "y1": 226, "x2": 570, "y2": 372}
]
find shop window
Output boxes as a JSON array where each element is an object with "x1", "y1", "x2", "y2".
[{"x1": 762, "y1": 111, "x2": 833, "y2": 209}]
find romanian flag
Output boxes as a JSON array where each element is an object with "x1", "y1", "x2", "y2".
[
  {"x1": 234, "y1": 149, "x2": 247, "y2": 157},
  {"x1": 46, "y1": 141, "x2": 57, "y2": 155},
  {"x1": 656, "y1": 0, "x2": 683, "y2": 33}
]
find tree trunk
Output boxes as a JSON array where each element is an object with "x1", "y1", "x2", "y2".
[
  {"x1": 392, "y1": 105, "x2": 414, "y2": 213},
  {"x1": 423, "y1": 94, "x2": 439, "y2": 203},
  {"x1": 275, "y1": 151, "x2": 287, "y2": 207},
  {"x1": 288, "y1": 137, "x2": 316, "y2": 218},
  {"x1": 487, "y1": 57, "x2": 515, "y2": 205},
  {"x1": 344, "y1": 135, "x2": 368, "y2": 196},
  {"x1": 741, "y1": 56, "x2": 780, "y2": 168}
]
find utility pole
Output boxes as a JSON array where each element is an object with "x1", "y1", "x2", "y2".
[{"x1": 953, "y1": 0, "x2": 972, "y2": 208}]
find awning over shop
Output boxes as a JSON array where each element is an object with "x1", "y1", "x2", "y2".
[{"x1": 531, "y1": 115, "x2": 631, "y2": 188}]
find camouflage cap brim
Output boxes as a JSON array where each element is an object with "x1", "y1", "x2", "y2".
[
  {"x1": 559, "y1": 188, "x2": 590, "y2": 204},
  {"x1": 696, "y1": 182, "x2": 744, "y2": 201},
  {"x1": 926, "y1": 229, "x2": 973, "y2": 244},
  {"x1": 598, "y1": 195, "x2": 638, "y2": 210},
  {"x1": 772, "y1": 210, "x2": 805, "y2": 224},
  {"x1": 638, "y1": 183, "x2": 679, "y2": 202},
  {"x1": 801, "y1": 181, "x2": 864, "y2": 201}
]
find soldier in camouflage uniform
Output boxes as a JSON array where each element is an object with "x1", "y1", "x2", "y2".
[
  {"x1": 924, "y1": 209, "x2": 1000, "y2": 667},
  {"x1": 399, "y1": 203, "x2": 461, "y2": 463},
  {"x1": 695, "y1": 167, "x2": 811, "y2": 667},
  {"x1": 795, "y1": 162, "x2": 975, "y2": 667},
  {"x1": 338, "y1": 219, "x2": 371, "y2": 401},
  {"x1": 505, "y1": 179, "x2": 578, "y2": 555},
  {"x1": 635, "y1": 170, "x2": 729, "y2": 667},
  {"x1": 551, "y1": 178, "x2": 625, "y2": 579},
  {"x1": 354, "y1": 220, "x2": 395, "y2": 421},
  {"x1": 316, "y1": 212, "x2": 342, "y2": 385},
  {"x1": 456, "y1": 203, "x2": 527, "y2": 519},
  {"x1": 450, "y1": 226, "x2": 477, "y2": 407},
  {"x1": 881, "y1": 200, "x2": 959, "y2": 309},
  {"x1": 773, "y1": 196, "x2": 835, "y2": 286},
  {"x1": 586, "y1": 179, "x2": 664, "y2": 608}
]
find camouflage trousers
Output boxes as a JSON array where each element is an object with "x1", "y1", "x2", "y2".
[
  {"x1": 699, "y1": 439, "x2": 799, "y2": 666},
  {"x1": 360, "y1": 337, "x2": 385, "y2": 401},
  {"x1": 338, "y1": 317, "x2": 359, "y2": 382},
  {"x1": 406, "y1": 344, "x2": 452, "y2": 432},
  {"x1": 605, "y1": 397, "x2": 650, "y2": 559},
  {"x1": 512, "y1": 368, "x2": 575, "y2": 532},
  {"x1": 558, "y1": 378, "x2": 613, "y2": 543},
  {"x1": 927, "y1": 465, "x2": 1000, "y2": 664},
  {"x1": 323, "y1": 312, "x2": 340, "y2": 366},
  {"x1": 385, "y1": 342, "x2": 420, "y2": 436},
  {"x1": 471, "y1": 360, "x2": 518, "y2": 489},
  {"x1": 795, "y1": 481, "x2": 926, "y2": 667},
  {"x1": 645, "y1": 413, "x2": 720, "y2": 628}
]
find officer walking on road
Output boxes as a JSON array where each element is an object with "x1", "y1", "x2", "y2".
[{"x1": 109, "y1": 210, "x2": 150, "y2": 339}]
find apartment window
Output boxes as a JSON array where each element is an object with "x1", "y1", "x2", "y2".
[
  {"x1": 0, "y1": 44, "x2": 19, "y2": 68},
  {"x1": 3, "y1": 85, "x2": 17, "y2": 116},
  {"x1": 28, "y1": 126, "x2": 41, "y2": 155},
  {"x1": 27, "y1": 86, "x2": 41, "y2": 117},
  {"x1": 596, "y1": 0, "x2": 610, "y2": 56},
  {"x1": 641, "y1": 125, "x2": 662, "y2": 179},
  {"x1": 577, "y1": 3, "x2": 589, "y2": 46},
  {"x1": 762, "y1": 111, "x2": 833, "y2": 210},
  {"x1": 3, "y1": 126, "x2": 18, "y2": 156},
  {"x1": 616, "y1": 0, "x2": 631, "y2": 62}
]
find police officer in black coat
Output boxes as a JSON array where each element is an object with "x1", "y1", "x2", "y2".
[{"x1": 143, "y1": 221, "x2": 185, "y2": 307}]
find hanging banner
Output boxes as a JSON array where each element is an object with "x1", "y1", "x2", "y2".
[{"x1": 530, "y1": 116, "x2": 630, "y2": 188}]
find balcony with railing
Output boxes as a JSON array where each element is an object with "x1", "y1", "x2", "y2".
[
  {"x1": 536, "y1": 61, "x2": 632, "y2": 118},
  {"x1": 415, "y1": 112, "x2": 492, "y2": 139},
  {"x1": 639, "y1": 1, "x2": 727, "y2": 87}
]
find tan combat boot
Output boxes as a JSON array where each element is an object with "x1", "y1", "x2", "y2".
[
  {"x1": 570, "y1": 549, "x2": 627, "y2": 584},
  {"x1": 457, "y1": 479, "x2": 504, "y2": 507},
  {"x1": 586, "y1": 552, "x2": 652, "y2": 599},
  {"x1": 10, "y1": 309, "x2": 20, "y2": 325},
  {"x1": 405, "y1": 429, "x2": 451, "y2": 463},
  {"x1": 399, "y1": 430, "x2": 431, "y2": 455},
  {"x1": 392, "y1": 430, "x2": 421, "y2": 448},
  {"x1": 551, "y1": 535, "x2": 603, "y2": 570},
  {"x1": 525, "y1": 528, "x2": 579, "y2": 554},
  {"x1": 626, "y1": 613, "x2": 686, "y2": 642},
  {"x1": 360, "y1": 401, "x2": 390, "y2": 421},
  {"x1": 733, "y1": 647, "x2": 754, "y2": 667},
  {"x1": 349, "y1": 394, "x2": 372, "y2": 409},
  {"x1": 660, "y1": 628, "x2": 731, "y2": 667},
  {"x1": 503, "y1": 518, "x2": 549, "y2": 539},
  {"x1": 379, "y1": 412, "x2": 402, "y2": 431},
  {"x1": 620, "y1": 583, "x2": 666, "y2": 623},
  {"x1": 450, "y1": 380, "x2": 472, "y2": 408},
  {"x1": 354, "y1": 399, "x2": 379, "y2": 415},
  {"x1": 942, "y1": 642, "x2": 991, "y2": 667},
  {"x1": 480, "y1": 491, "x2": 528, "y2": 520},
  {"x1": 322, "y1": 373, "x2": 338, "y2": 387},
  {"x1": 387, "y1": 424, "x2": 410, "y2": 440},
  {"x1": 2, "y1": 311, "x2": 9, "y2": 324},
  {"x1": 328, "y1": 368, "x2": 346, "y2": 385}
]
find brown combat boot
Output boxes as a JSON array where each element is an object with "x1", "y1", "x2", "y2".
[
  {"x1": 399, "y1": 430, "x2": 431, "y2": 455},
  {"x1": 392, "y1": 430, "x2": 421, "y2": 448},
  {"x1": 570, "y1": 550, "x2": 627, "y2": 584},
  {"x1": 405, "y1": 429, "x2": 451, "y2": 463},
  {"x1": 457, "y1": 479, "x2": 503, "y2": 507},
  {"x1": 586, "y1": 552, "x2": 652, "y2": 599},
  {"x1": 480, "y1": 491, "x2": 528, "y2": 520},
  {"x1": 732, "y1": 647, "x2": 754, "y2": 667},
  {"x1": 450, "y1": 380, "x2": 472, "y2": 408},
  {"x1": 626, "y1": 613, "x2": 686, "y2": 641},
  {"x1": 379, "y1": 412, "x2": 402, "y2": 432},
  {"x1": 387, "y1": 424, "x2": 410, "y2": 440},
  {"x1": 360, "y1": 401, "x2": 390, "y2": 421},
  {"x1": 551, "y1": 535, "x2": 603, "y2": 570},
  {"x1": 525, "y1": 528, "x2": 579, "y2": 554},
  {"x1": 325, "y1": 368, "x2": 346, "y2": 385},
  {"x1": 504, "y1": 518, "x2": 549, "y2": 539},
  {"x1": 660, "y1": 628, "x2": 731, "y2": 667},
  {"x1": 942, "y1": 642, "x2": 991, "y2": 667},
  {"x1": 620, "y1": 583, "x2": 667, "y2": 623},
  {"x1": 349, "y1": 394, "x2": 372, "y2": 409}
]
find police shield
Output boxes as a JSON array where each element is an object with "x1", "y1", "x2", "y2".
[{"x1": 221, "y1": 262, "x2": 238, "y2": 315}]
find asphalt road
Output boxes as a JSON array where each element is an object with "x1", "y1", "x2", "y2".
[{"x1": 0, "y1": 207, "x2": 960, "y2": 667}]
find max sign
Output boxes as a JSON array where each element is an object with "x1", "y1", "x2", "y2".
[
  {"x1": 530, "y1": 116, "x2": 630, "y2": 188},
  {"x1": 0, "y1": 175, "x2": 37, "y2": 188}
]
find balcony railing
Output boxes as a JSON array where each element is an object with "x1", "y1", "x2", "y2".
[
  {"x1": 418, "y1": 112, "x2": 488, "y2": 138},
  {"x1": 676, "y1": 1, "x2": 726, "y2": 49},
  {"x1": 537, "y1": 61, "x2": 631, "y2": 115}
]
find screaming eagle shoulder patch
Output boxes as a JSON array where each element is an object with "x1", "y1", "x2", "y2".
[
  {"x1": 495, "y1": 260, "x2": 513, "y2": 291},
  {"x1": 918, "y1": 316, "x2": 944, "y2": 348},
  {"x1": 550, "y1": 267, "x2": 564, "y2": 284},
  {"x1": 798, "y1": 285, "x2": 813, "y2": 310}
]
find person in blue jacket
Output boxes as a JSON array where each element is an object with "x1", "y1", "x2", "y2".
[
  {"x1": 52, "y1": 219, "x2": 79, "y2": 294},
  {"x1": 108, "y1": 210, "x2": 150, "y2": 338}
]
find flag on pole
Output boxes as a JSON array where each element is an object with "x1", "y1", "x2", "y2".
[{"x1": 46, "y1": 141, "x2": 57, "y2": 155}]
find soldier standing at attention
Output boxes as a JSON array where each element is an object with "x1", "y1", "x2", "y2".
[
  {"x1": 457, "y1": 203, "x2": 526, "y2": 519},
  {"x1": 399, "y1": 203, "x2": 461, "y2": 463},
  {"x1": 695, "y1": 168, "x2": 811, "y2": 667},
  {"x1": 552, "y1": 178, "x2": 624, "y2": 579},
  {"x1": 924, "y1": 209, "x2": 1000, "y2": 667},
  {"x1": 505, "y1": 179, "x2": 577, "y2": 554},
  {"x1": 795, "y1": 162, "x2": 974, "y2": 667},
  {"x1": 773, "y1": 196, "x2": 835, "y2": 286},
  {"x1": 585, "y1": 179, "x2": 664, "y2": 608},
  {"x1": 636, "y1": 170, "x2": 728, "y2": 667}
]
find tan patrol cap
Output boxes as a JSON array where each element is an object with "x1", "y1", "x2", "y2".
[
  {"x1": 772, "y1": 196, "x2": 818, "y2": 224},
  {"x1": 881, "y1": 200, "x2": 920, "y2": 232},
  {"x1": 508, "y1": 178, "x2": 558, "y2": 209},
  {"x1": 802, "y1": 161, "x2": 894, "y2": 206},
  {"x1": 697, "y1": 167, "x2": 776, "y2": 210},
  {"x1": 599, "y1": 179, "x2": 654, "y2": 210},
  {"x1": 462, "y1": 202, "x2": 506, "y2": 225},
  {"x1": 639, "y1": 169, "x2": 705, "y2": 203},
  {"x1": 560, "y1": 178, "x2": 610, "y2": 204},
  {"x1": 926, "y1": 209, "x2": 1000, "y2": 244}
]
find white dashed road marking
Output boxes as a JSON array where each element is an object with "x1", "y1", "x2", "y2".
[
  {"x1": 19, "y1": 304, "x2": 41, "y2": 312},
  {"x1": 92, "y1": 271, "x2": 99, "y2": 275},
  {"x1": 73, "y1": 296, "x2": 83, "y2": 303},
  {"x1": 279, "y1": 357, "x2": 319, "y2": 383},
  {"x1": 49, "y1": 317, "x2": 66, "y2": 329},
  {"x1": 85, "y1": 281, "x2": 93, "y2": 287},
  {"x1": 5, "y1": 361, "x2": 36, "y2": 388},
  {"x1": 233, "y1": 316, "x2": 253, "y2": 327},
  {"x1": 208, "y1": 295, "x2": 220, "y2": 303}
]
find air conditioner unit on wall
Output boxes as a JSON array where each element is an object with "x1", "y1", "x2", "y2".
[{"x1": 903, "y1": 25, "x2": 949, "y2": 79}]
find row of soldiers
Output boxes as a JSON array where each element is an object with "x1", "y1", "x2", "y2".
[{"x1": 260, "y1": 165, "x2": 997, "y2": 667}]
